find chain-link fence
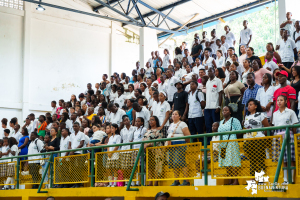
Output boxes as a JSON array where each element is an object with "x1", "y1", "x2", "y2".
[
  {"x1": 19, "y1": 158, "x2": 50, "y2": 185},
  {"x1": 54, "y1": 154, "x2": 90, "y2": 184},
  {"x1": 0, "y1": 161, "x2": 17, "y2": 185},
  {"x1": 295, "y1": 134, "x2": 300, "y2": 177},
  {"x1": 95, "y1": 149, "x2": 140, "y2": 183},
  {"x1": 146, "y1": 143, "x2": 202, "y2": 181},
  {"x1": 210, "y1": 135, "x2": 283, "y2": 179}
]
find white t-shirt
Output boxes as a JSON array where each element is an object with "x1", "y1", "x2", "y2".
[
  {"x1": 192, "y1": 65, "x2": 204, "y2": 75},
  {"x1": 148, "y1": 58, "x2": 154, "y2": 68},
  {"x1": 244, "y1": 112, "x2": 267, "y2": 138},
  {"x1": 28, "y1": 138, "x2": 44, "y2": 163},
  {"x1": 107, "y1": 134, "x2": 122, "y2": 152},
  {"x1": 210, "y1": 37, "x2": 218, "y2": 54},
  {"x1": 109, "y1": 91, "x2": 118, "y2": 102},
  {"x1": 166, "y1": 76, "x2": 178, "y2": 102},
  {"x1": 279, "y1": 38, "x2": 296, "y2": 62},
  {"x1": 9, "y1": 144, "x2": 19, "y2": 162},
  {"x1": 222, "y1": 42, "x2": 230, "y2": 50},
  {"x1": 215, "y1": 56, "x2": 225, "y2": 68},
  {"x1": 174, "y1": 69, "x2": 184, "y2": 79},
  {"x1": 188, "y1": 90, "x2": 205, "y2": 118},
  {"x1": 60, "y1": 136, "x2": 70, "y2": 157},
  {"x1": 1, "y1": 145, "x2": 9, "y2": 163},
  {"x1": 114, "y1": 94, "x2": 126, "y2": 107},
  {"x1": 263, "y1": 61, "x2": 278, "y2": 73},
  {"x1": 145, "y1": 67, "x2": 154, "y2": 78},
  {"x1": 153, "y1": 101, "x2": 170, "y2": 127},
  {"x1": 240, "y1": 28, "x2": 253, "y2": 45},
  {"x1": 132, "y1": 127, "x2": 147, "y2": 149},
  {"x1": 120, "y1": 126, "x2": 136, "y2": 150},
  {"x1": 175, "y1": 54, "x2": 183, "y2": 62},
  {"x1": 167, "y1": 121, "x2": 188, "y2": 142},
  {"x1": 294, "y1": 30, "x2": 300, "y2": 51},
  {"x1": 182, "y1": 72, "x2": 194, "y2": 82},
  {"x1": 225, "y1": 32, "x2": 236, "y2": 47},
  {"x1": 135, "y1": 107, "x2": 151, "y2": 129},
  {"x1": 10, "y1": 131, "x2": 22, "y2": 143},
  {"x1": 70, "y1": 131, "x2": 85, "y2": 154},
  {"x1": 162, "y1": 55, "x2": 170, "y2": 68},
  {"x1": 110, "y1": 108, "x2": 126, "y2": 126},
  {"x1": 216, "y1": 45, "x2": 227, "y2": 56},
  {"x1": 282, "y1": 19, "x2": 296, "y2": 37},
  {"x1": 186, "y1": 55, "x2": 193, "y2": 64},
  {"x1": 205, "y1": 77, "x2": 223, "y2": 109}
]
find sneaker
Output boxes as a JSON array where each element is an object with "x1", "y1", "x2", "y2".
[
  {"x1": 170, "y1": 181, "x2": 180, "y2": 186},
  {"x1": 21, "y1": 171, "x2": 29, "y2": 176},
  {"x1": 282, "y1": 181, "x2": 289, "y2": 186},
  {"x1": 179, "y1": 180, "x2": 190, "y2": 186}
]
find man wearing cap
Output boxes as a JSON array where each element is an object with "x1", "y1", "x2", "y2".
[
  {"x1": 191, "y1": 37, "x2": 203, "y2": 62},
  {"x1": 172, "y1": 79, "x2": 189, "y2": 122},
  {"x1": 155, "y1": 192, "x2": 170, "y2": 200},
  {"x1": 273, "y1": 70, "x2": 296, "y2": 112}
]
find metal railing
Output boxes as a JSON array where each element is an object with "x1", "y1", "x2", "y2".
[{"x1": 1, "y1": 124, "x2": 299, "y2": 193}]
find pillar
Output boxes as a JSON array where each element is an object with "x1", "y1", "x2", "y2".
[
  {"x1": 22, "y1": 2, "x2": 31, "y2": 122},
  {"x1": 139, "y1": 27, "x2": 158, "y2": 68},
  {"x1": 109, "y1": 21, "x2": 117, "y2": 77}
]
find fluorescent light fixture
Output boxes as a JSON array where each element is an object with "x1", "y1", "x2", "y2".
[{"x1": 36, "y1": 4, "x2": 45, "y2": 11}]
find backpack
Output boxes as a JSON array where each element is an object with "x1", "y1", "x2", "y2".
[
  {"x1": 293, "y1": 31, "x2": 296, "y2": 40},
  {"x1": 189, "y1": 90, "x2": 201, "y2": 104}
]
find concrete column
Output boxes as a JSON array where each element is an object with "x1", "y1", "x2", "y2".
[
  {"x1": 278, "y1": 0, "x2": 300, "y2": 26},
  {"x1": 278, "y1": 0, "x2": 286, "y2": 27},
  {"x1": 22, "y1": 2, "x2": 32, "y2": 122},
  {"x1": 109, "y1": 21, "x2": 117, "y2": 77},
  {"x1": 139, "y1": 27, "x2": 158, "y2": 68}
]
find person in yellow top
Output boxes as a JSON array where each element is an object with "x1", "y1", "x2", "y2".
[{"x1": 83, "y1": 107, "x2": 97, "y2": 126}]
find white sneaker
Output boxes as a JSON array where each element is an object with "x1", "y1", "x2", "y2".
[
  {"x1": 282, "y1": 181, "x2": 289, "y2": 185},
  {"x1": 21, "y1": 171, "x2": 29, "y2": 176}
]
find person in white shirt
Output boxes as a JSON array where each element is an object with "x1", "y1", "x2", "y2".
[
  {"x1": 224, "y1": 25, "x2": 236, "y2": 48},
  {"x1": 192, "y1": 57, "x2": 204, "y2": 75},
  {"x1": 203, "y1": 48, "x2": 217, "y2": 72},
  {"x1": 108, "y1": 103, "x2": 126, "y2": 127},
  {"x1": 238, "y1": 45, "x2": 247, "y2": 64},
  {"x1": 114, "y1": 87, "x2": 126, "y2": 107},
  {"x1": 148, "y1": 51, "x2": 155, "y2": 68},
  {"x1": 11, "y1": 124, "x2": 22, "y2": 143},
  {"x1": 272, "y1": 95, "x2": 298, "y2": 185},
  {"x1": 184, "y1": 49, "x2": 193, "y2": 64},
  {"x1": 165, "y1": 69, "x2": 178, "y2": 107},
  {"x1": 278, "y1": 30, "x2": 297, "y2": 75},
  {"x1": 145, "y1": 62, "x2": 154, "y2": 78},
  {"x1": 120, "y1": 116, "x2": 136, "y2": 151},
  {"x1": 174, "y1": 47, "x2": 183, "y2": 62},
  {"x1": 215, "y1": 50, "x2": 225, "y2": 69},
  {"x1": 162, "y1": 49, "x2": 171, "y2": 69},
  {"x1": 276, "y1": 29, "x2": 285, "y2": 53},
  {"x1": 29, "y1": 113, "x2": 39, "y2": 132},
  {"x1": 27, "y1": 132, "x2": 44, "y2": 189},
  {"x1": 51, "y1": 101, "x2": 57, "y2": 116},
  {"x1": 239, "y1": 20, "x2": 252, "y2": 56},
  {"x1": 69, "y1": 122, "x2": 85, "y2": 155},
  {"x1": 221, "y1": 35, "x2": 230, "y2": 51},
  {"x1": 199, "y1": 31, "x2": 209, "y2": 51},
  {"x1": 210, "y1": 29, "x2": 218, "y2": 56},
  {"x1": 216, "y1": 39, "x2": 227, "y2": 58},
  {"x1": 132, "y1": 102, "x2": 150, "y2": 129},
  {"x1": 109, "y1": 84, "x2": 118, "y2": 103},
  {"x1": 280, "y1": 12, "x2": 296, "y2": 38},
  {"x1": 263, "y1": 51, "x2": 279, "y2": 73},
  {"x1": 294, "y1": 21, "x2": 300, "y2": 51},
  {"x1": 204, "y1": 68, "x2": 223, "y2": 140},
  {"x1": 188, "y1": 81, "x2": 205, "y2": 143},
  {"x1": 174, "y1": 62, "x2": 184, "y2": 79},
  {"x1": 60, "y1": 128, "x2": 71, "y2": 157}
]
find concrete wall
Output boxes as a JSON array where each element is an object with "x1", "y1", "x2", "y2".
[{"x1": 0, "y1": 0, "x2": 139, "y2": 132}]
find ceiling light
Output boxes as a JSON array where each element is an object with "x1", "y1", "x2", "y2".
[{"x1": 36, "y1": 4, "x2": 45, "y2": 11}]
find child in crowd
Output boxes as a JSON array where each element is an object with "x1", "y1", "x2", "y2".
[
  {"x1": 4, "y1": 137, "x2": 19, "y2": 189},
  {"x1": 1, "y1": 138, "x2": 9, "y2": 183},
  {"x1": 264, "y1": 51, "x2": 279, "y2": 73}
]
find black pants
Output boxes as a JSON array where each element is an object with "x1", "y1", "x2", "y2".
[{"x1": 29, "y1": 163, "x2": 41, "y2": 184}]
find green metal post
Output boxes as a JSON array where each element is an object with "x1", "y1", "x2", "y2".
[
  {"x1": 190, "y1": 138, "x2": 193, "y2": 143},
  {"x1": 285, "y1": 128, "x2": 292, "y2": 183},
  {"x1": 126, "y1": 145, "x2": 143, "y2": 191},
  {"x1": 141, "y1": 143, "x2": 145, "y2": 186},
  {"x1": 37, "y1": 154, "x2": 52, "y2": 193},
  {"x1": 49, "y1": 153, "x2": 54, "y2": 188},
  {"x1": 204, "y1": 136, "x2": 208, "y2": 186},
  {"x1": 16, "y1": 158, "x2": 20, "y2": 189},
  {"x1": 273, "y1": 134, "x2": 288, "y2": 189},
  {"x1": 91, "y1": 149, "x2": 95, "y2": 187},
  {"x1": 267, "y1": 130, "x2": 270, "y2": 136}
]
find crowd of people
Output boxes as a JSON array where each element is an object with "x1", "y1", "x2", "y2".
[{"x1": 0, "y1": 12, "x2": 300, "y2": 189}]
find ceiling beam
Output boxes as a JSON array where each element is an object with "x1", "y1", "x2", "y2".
[
  {"x1": 93, "y1": 0, "x2": 119, "y2": 12},
  {"x1": 157, "y1": 0, "x2": 275, "y2": 38}
]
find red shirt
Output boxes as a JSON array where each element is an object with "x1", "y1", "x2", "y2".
[{"x1": 273, "y1": 85, "x2": 296, "y2": 112}]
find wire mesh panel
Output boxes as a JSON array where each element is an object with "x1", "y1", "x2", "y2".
[
  {"x1": 95, "y1": 149, "x2": 139, "y2": 182},
  {"x1": 19, "y1": 158, "x2": 49, "y2": 185},
  {"x1": 54, "y1": 154, "x2": 90, "y2": 184},
  {"x1": 295, "y1": 133, "x2": 300, "y2": 177},
  {"x1": 0, "y1": 161, "x2": 17, "y2": 185},
  {"x1": 146, "y1": 142, "x2": 202, "y2": 181},
  {"x1": 0, "y1": 0, "x2": 23, "y2": 10},
  {"x1": 210, "y1": 135, "x2": 283, "y2": 179}
]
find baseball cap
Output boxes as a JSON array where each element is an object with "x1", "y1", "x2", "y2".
[
  {"x1": 155, "y1": 192, "x2": 170, "y2": 200},
  {"x1": 174, "y1": 79, "x2": 184, "y2": 87},
  {"x1": 275, "y1": 70, "x2": 288, "y2": 77}
]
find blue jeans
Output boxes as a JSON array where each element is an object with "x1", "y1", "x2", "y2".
[
  {"x1": 204, "y1": 109, "x2": 220, "y2": 144},
  {"x1": 188, "y1": 117, "x2": 204, "y2": 143}
]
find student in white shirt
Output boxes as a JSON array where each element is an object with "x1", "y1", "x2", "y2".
[
  {"x1": 221, "y1": 35, "x2": 230, "y2": 50},
  {"x1": 294, "y1": 21, "x2": 300, "y2": 51},
  {"x1": 60, "y1": 128, "x2": 71, "y2": 157},
  {"x1": 280, "y1": 12, "x2": 296, "y2": 38},
  {"x1": 224, "y1": 25, "x2": 236, "y2": 48},
  {"x1": 184, "y1": 49, "x2": 194, "y2": 64},
  {"x1": 109, "y1": 84, "x2": 118, "y2": 103},
  {"x1": 278, "y1": 30, "x2": 297, "y2": 73},
  {"x1": 51, "y1": 101, "x2": 57, "y2": 115},
  {"x1": 188, "y1": 81, "x2": 205, "y2": 143},
  {"x1": 27, "y1": 132, "x2": 44, "y2": 189},
  {"x1": 10, "y1": 124, "x2": 22, "y2": 143},
  {"x1": 239, "y1": 20, "x2": 252, "y2": 56},
  {"x1": 69, "y1": 122, "x2": 85, "y2": 155},
  {"x1": 216, "y1": 39, "x2": 227, "y2": 58},
  {"x1": 263, "y1": 51, "x2": 279, "y2": 73},
  {"x1": 182, "y1": 65, "x2": 194, "y2": 84},
  {"x1": 174, "y1": 47, "x2": 183, "y2": 62},
  {"x1": 145, "y1": 62, "x2": 154, "y2": 78},
  {"x1": 203, "y1": 48, "x2": 217, "y2": 72},
  {"x1": 192, "y1": 57, "x2": 204, "y2": 75},
  {"x1": 148, "y1": 51, "x2": 155, "y2": 68},
  {"x1": 106, "y1": 123, "x2": 122, "y2": 187},
  {"x1": 215, "y1": 50, "x2": 225, "y2": 69},
  {"x1": 165, "y1": 69, "x2": 178, "y2": 107},
  {"x1": 114, "y1": 87, "x2": 126, "y2": 107},
  {"x1": 162, "y1": 49, "x2": 171, "y2": 69},
  {"x1": 174, "y1": 62, "x2": 184, "y2": 79},
  {"x1": 107, "y1": 103, "x2": 126, "y2": 127},
  {"x1": 132, "y1": 102, "x2": 150, "y2": 129},
  {"x1": 210, "y1": 29, "x2": 218, "y2": 56},
  {"x1": 272, "y1": 95, "x2": 298, "y2": 185}
]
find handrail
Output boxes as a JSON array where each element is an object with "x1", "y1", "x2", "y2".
[{"x1": 2, "y1": 124, "x2": 300, "y2": 161}]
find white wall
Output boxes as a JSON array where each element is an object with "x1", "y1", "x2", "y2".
[
  {"x1": 0, "y1": 1, "x2": 140, "y2": 132},
  {"x1": 139, "y1": 27, "x2": 159, "y2": 68}
]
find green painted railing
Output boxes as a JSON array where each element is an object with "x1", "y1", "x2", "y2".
[{"x1": 1, "y1": 124, "x2": 299, "y2": 193}]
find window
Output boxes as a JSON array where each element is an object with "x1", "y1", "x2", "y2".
[{"x1": 0, "y1": 0, "x2": 24, "y2": 10}]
